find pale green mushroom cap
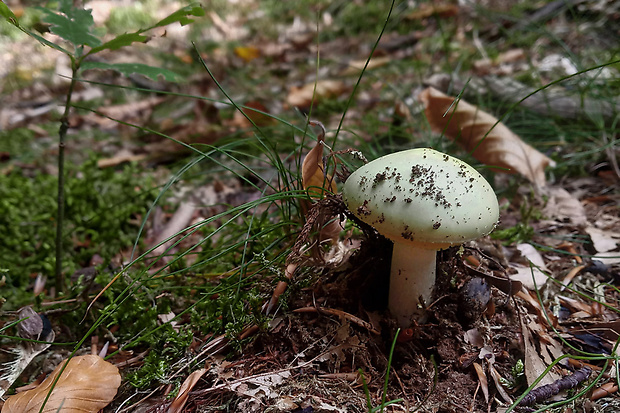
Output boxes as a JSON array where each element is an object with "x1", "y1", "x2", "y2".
[{"x1": 343, "y1": 148, "x2": 499, "y2": 249}]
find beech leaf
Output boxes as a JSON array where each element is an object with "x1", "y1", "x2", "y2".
[
  {"x1": 419, "y1": 87, "x2": 556, "y2": 188},
  {"x1": 2, "y1": 355, "x2": 121, "y2": 413},
  {"x1": 301, "y1": 126, "x2": 337, "y2": 199}
]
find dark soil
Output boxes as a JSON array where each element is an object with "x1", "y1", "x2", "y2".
[{"x1": 172, "y1": 232, "x2": 528, "y2": 413}]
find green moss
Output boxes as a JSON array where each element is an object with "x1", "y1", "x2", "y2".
[
  {"x1": 125, "y1": 324, "x2": 194, "y2": 388},
  {"x1": 0, "y1": 157, "x2": 157, "y2": 310},
  {"x1": 491, "y1": 201, "x2": 541, "y2": 245}
]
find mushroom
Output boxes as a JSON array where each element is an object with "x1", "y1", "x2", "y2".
[{"x1": 342, "y1": 148, "x2": 499, "y2": 326}]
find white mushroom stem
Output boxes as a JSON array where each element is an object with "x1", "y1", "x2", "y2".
[{"x1": 388, "y1": 242, "x2": 437, "y2": 327}]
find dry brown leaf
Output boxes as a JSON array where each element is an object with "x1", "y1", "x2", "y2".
[
  {"x1": 167, "y1": 368, "x2": 207, "y2": 413},
  {"x1": 232, "y1": 100, "x2": 273, "y2": 128},
  {"x1": 542, "y1": 187, "x2": 587, "y2": 226},
  {"x1": 585, "y1": 226, "x2": 620, "y2": 253},
  {"x1": 521, "y1": 318, "x2": 563, "y2": 387},
  {"x1": 97, "y1": 150, "x2": 147, "y2": 168},
  {"x1": 287, "y1": 80, "x2": 348, "y2": 108},
  {"x1": 230, "y1": 370, "x2": 291, "y2": 399},
  {"x1": 592, "y1": 382, "x2": 619, "y2": 401},
  {"x1": 509, "y1": 243, "x2": 549, "y2": 290},
  {"x1": 419, "y1": 87, "x2": 556, "y2": 188},
  {"x1": 558, "y1": 295, "x2": 593, "y2": 314},
  {"x1": 472, "y1": 362, "x2": 489, "y2": 402},
  {"x1": 592, "y1": 251, "x2": 620, "y2": 265},
  {"x1": 301, "y1": 123, "x2": 341, "y2": 248},
  {"x1": 3, "y1": 355, "x2": 121, "y2": 413},
  {"x1": 340, "y1": 56, "x2": 391, "y2": 76},
  {"x1": 488, "y1": 363, "x2": 513, "y2": 404},
  {"x1": 560, "y1": 265, "x2": 586, "y2": 290},
  {"x1": 463, "y1": 328, "x2": 484, "y2": 348}
]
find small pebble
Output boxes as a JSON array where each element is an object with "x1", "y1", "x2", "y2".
[{"x1": 460, "y1": 278, "x2": 491, "y2": 320}]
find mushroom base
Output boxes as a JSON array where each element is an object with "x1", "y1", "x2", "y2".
[{"x1": 388, "y1": 243, "x2": 437, "y2": 327}]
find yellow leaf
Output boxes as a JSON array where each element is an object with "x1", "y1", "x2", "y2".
[
  {"x1": 3, "y1": 355, "x2": 121, "y2": 413},
  {"x1": 234, "y1": 46, "x2": 260, "y2": 62},
  {"x1": 419, "y1": 87, "x2": 556, "y2": 188}
]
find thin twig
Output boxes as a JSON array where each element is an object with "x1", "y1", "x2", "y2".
[
  {"x1": 517, "y1": 366, "x2": 592, "y2": 407},
  {"x1": 293, "y1": 306, "x2": 380, "y2": 335},
  {"x1": 54, "y1": 60, "x2": 79, "y2": 294},
  {"x1": 602, "y1": 131, "x2": 620, "y2": 180}
]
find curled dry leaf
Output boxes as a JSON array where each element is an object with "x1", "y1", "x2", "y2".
[
  {"x1": 488, "y1": 363, "x2": 513, "y2": 404},
  {"x1": 472, "y1": 362, "x2": 489, "y2": 402},
  {"x1": 301, "y1": 123, "x2": 341, "y2": 246},
  {"x1": 150, "y1": 202, "x2": 196, "y2": 257},
  {"x1": 167, "y1": 368, "x2": 207, "y2": 413},
  {"x1": 3, "y1": 354, "x2": 121, "y2": 413},
  {"x1": 301, "y1": 124, "x2": 337, "y2": 200},
  {"x1": 592, "y1": 382, "x2": 619, "y2": 401},
  {"x1": 419, "y1": 87, "x2": 556, "y2": 188}
]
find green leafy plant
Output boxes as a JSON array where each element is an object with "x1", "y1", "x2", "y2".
[
  {"x1": 0, "y1": 1, "x2": 204, "y2": 294},
  {"x1": 499, "y1": 359, "x2": 526, "y2": 390},
  {"x1": 492, "y1": 199, "x2": 541, "y2": 245}
]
